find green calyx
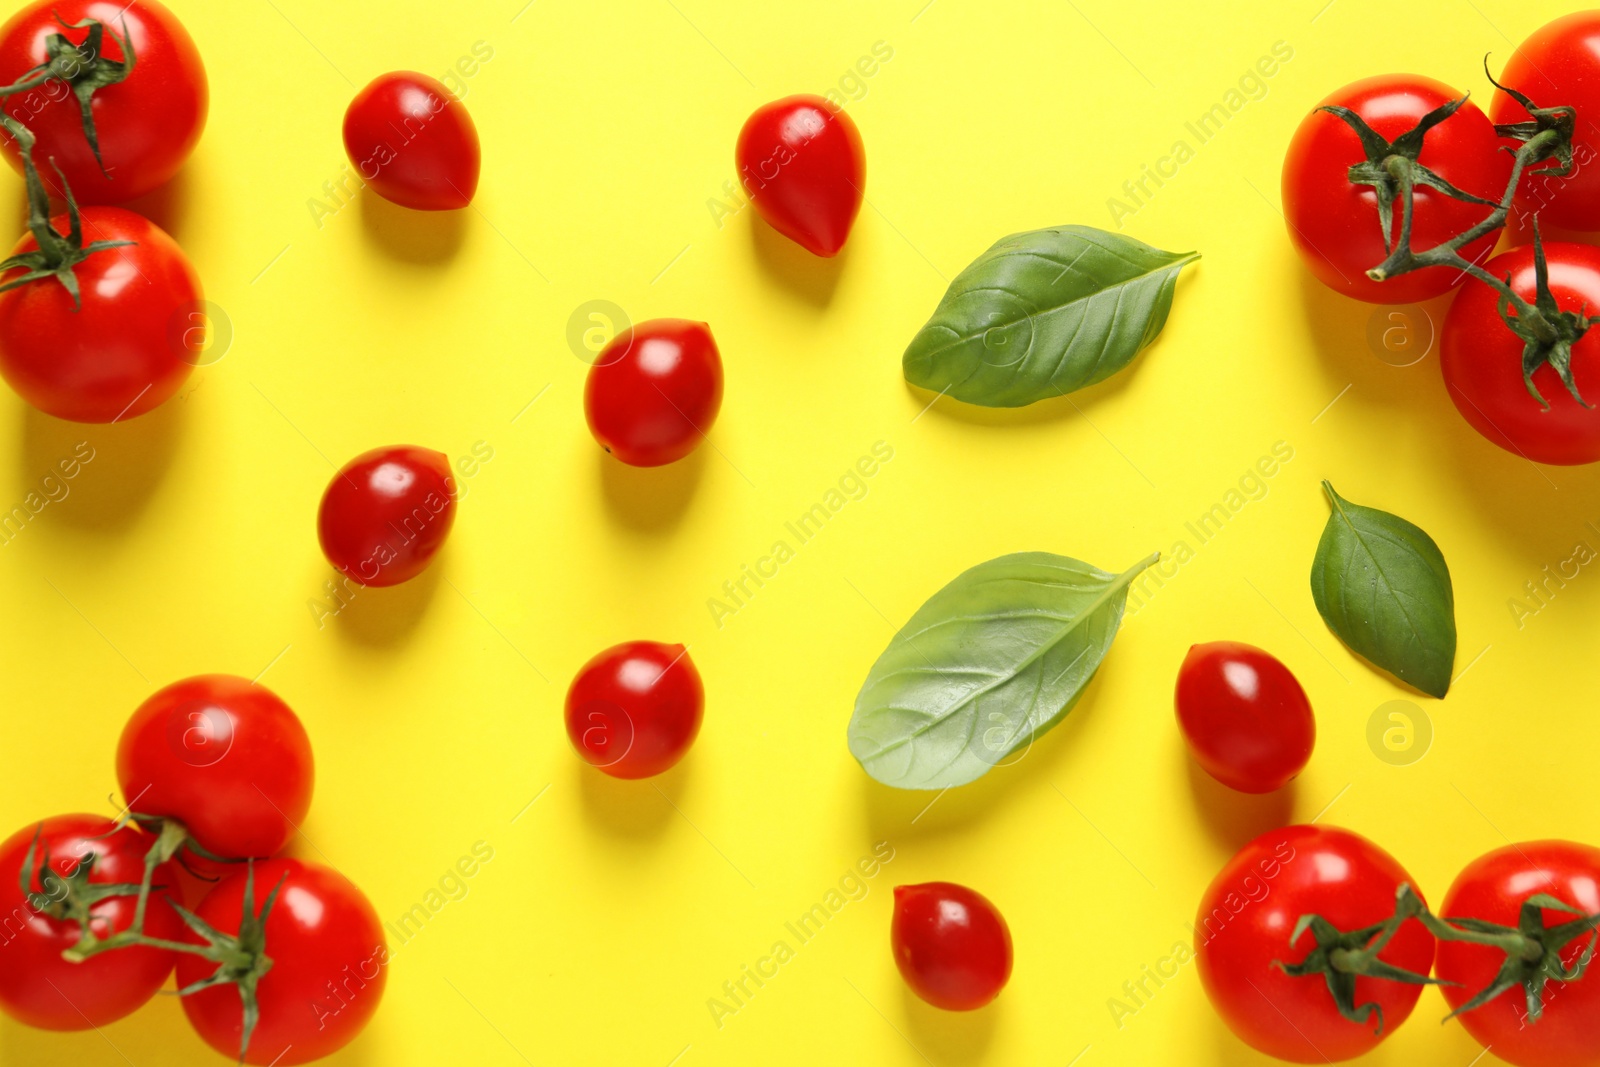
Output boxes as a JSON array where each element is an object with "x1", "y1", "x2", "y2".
[
  {"x1": 1274, "y1": 883, "x2": 1450, "y2": 1033},
  {"x1": 0, "y1": 111, "x2": 131, "y2": 309},
  {"x1": 1321, "y1": 94, "x2": 1499, "y2": 258},
  {"x1": 1500, "y1": 221, "x2": 1599, "y2": 410},
  {"x1": 18, "y1": 823, "x2": 150, "y2": 938},
  {"x1": 1410, "y1": 885, "x2": 1600, "y2": 1025},
  {"x1": 0, "y1": 15, "x2": 136, "y2": 176},
  {"x1": 1486, "y1": 55, "x2": 1577, "y2": 179},
  {"x1": 170, "y1": 860, "x2": 284, "y2": 1063}
]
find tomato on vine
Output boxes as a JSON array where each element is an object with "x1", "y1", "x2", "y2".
[
  {"x1": 1442, "y1": 240, "x2": 1600, "y2": 464},
  {"x1": 1491, "y1": 12, "x2": 1600, "y2": 231},
  {"x1": 0, "y1": 814, "x2": 186, "y2": 1030},
  {"x1": 0, "y1": 115, "x2": 201, "y2": 423},
  {"x1": 1196, "y1": 825, "x2": 1439, "y2": 1063},
  {"x1": 1430, "y1": 841, "x2": 1600, "y2": 1067},
  {"x1": 176, "y1": 859, "x2": 387, "y2": 1065},
  {"x1": 1282, "y1": 75, "x2": 1510, "y2": 304},
  {"x1": 116, "y1": 674, "x2": 314, "y2": 860},
  {"x1": 0, "y1": 0, "x2": 207, "y2": 203}
]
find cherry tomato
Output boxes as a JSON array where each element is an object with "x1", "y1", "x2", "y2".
[
  {"x1": 0, "y1": 206, "x2": 200, "y2": 422},
  {"x1": 0, "y1": 0, "x2": 207, "y2": 203},
  {"x1": 116, "y1": 675, "x2": 314, "y2": 859},
  {"x1": 1441, "y1": 242, "x2": 1600, "y2": 465},
  {"x1": 584, "y1": 319, "x2": 723, "y2": 467},
  {"x1": 318, "y1": 445, "x2": 457, "y2": 587},
  {"x1": 1196, "y1": 825, "x2": 1436, "y2": 1063},
  {"x1": 891, "y1": 881, "x2": 1012, "y2": 1011},
  {"x1": 343, "y1": 72, "x2": 480, "y2": 210},
  {"x1": 565, "y1": 641, "x2": 703, "y2": 779},
  {"x1": 736, "y1": 94, "x2": 865, "y2": 257},
  {"x1": 1282, "y1": 75, "x2": 1511, "y2": 304},
  {"x1": 177, "y1": 859, "x2": 386, "y2": 1065},
  {"x1": 1492, "y1": 13, "x2": 1600, "y2": 231},
  {"x1": 0, "y1": 814, "x2": 185, "y2": 1030},
  {"x1": 1175, "y1": 641, "x2": 1315, "y2": 793},
  {"x1": 1435, "y1": 841, "x2": 1600, "y2": 1067}
]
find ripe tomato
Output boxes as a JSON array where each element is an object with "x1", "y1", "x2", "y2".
[
  {"x1": 318, "y1": 445, "x2": 457, "y2": 587},
  {"x1": 0, "y1": 206, "x2": 200, "y2": 422},
  {"x1": 343, "y1": 72, "x2": 479, "y2": 210},
  {"x1": 584, "y1": 319, "x2": 723, "y2": 467},
  {"x1": 1435, "y1": 841, "x2": 1600, "y2": 1067},
  {"x1": 1175, "y1": 641, "x2": 1315, "y2": 793},
  {"x1": 1282, "y1": 75, "x2": 1511, "y2": 304},
  {"x1": 177, "y1": 859, "x2": 386, "y2": 1065},
  {"x1": 736, "y1": 94, "x2": 865, "y2": 257},
  {"x1": 1441, "y1": 242, "x2": 1600, "y2": 465},
  {"x1": 0, "y1": 0, "x2": 207, "y2": 203},
  {"x1": 1491, "y1": 13, "x2": 1600, "y2": 231},
  {"x1": 0, "y1": 814, "x2": 185, "y2": 1030},
  {"x1": 891, "y1": 881, "x2": 1012, "y2": 1011},
  {"x1": 565, "y1": 641, "x2": 703, "y2": 779},
  {"x1": 116, "y1": 675, "x2": 314, "y2": 859},
  {"x1": 1196, "y1": 825, "x2": 1436, "y2": 1063}
]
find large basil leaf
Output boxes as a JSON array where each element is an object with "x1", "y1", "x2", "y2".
[
  {"x1": 848, "y1": 551, "x2": 1156, "y2": 789},
  {"x1": 1309, "y1": 482, "x2": 1456, "y2": 698},
  {"x1": 902, "y1": 226, "x2": 1198, "y2": 408}
]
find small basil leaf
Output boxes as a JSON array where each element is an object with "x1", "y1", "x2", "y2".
[
  {"x1": 848, "y1": 551, "x2": 1156, "y2": 790},
  {"x1": 902, "y1": 226, "x2": 1198, "y2": 408},
  {"x1": 1309, "y1": 481, "x2": 1456, "y2": 698}
]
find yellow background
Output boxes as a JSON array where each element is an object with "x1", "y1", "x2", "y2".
[{"x1": 1, "y1": 0, "x2": 1597, "y2": 1064}]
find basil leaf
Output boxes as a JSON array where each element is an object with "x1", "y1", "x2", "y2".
[
  {"x1": 848, "y1": 551, "x2": 1156, "y2": 790},
  {"x1": 1309, "y1": 482, "x2": 1456, "y2": 698},
  {"x1": 902, "y1": 226, "x2": 1198, "y2": 408}
]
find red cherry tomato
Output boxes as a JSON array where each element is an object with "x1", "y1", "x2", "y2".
[
  {"x1": 1491, "y1": 13, "x2": 1600, "y2": 231},
  {"x1": 343, "y1": 72, "x2": 480, "y2": 210},
  {"x1": 736, "y1": 95, "x2": 865, "y2": 257},
  {"x1": 1175, "y1": 641, "x2": 1315, "y2": 793},
  {"x1": 318, "y1": 445, "x2": 457, "y2": 587},
  {"x1": 565, "y1": 641, "x2": 703, "y2": 779},
  {"x1": 891, "y1": 881, "x2": 1012, "y2": 1011},
  {"x1": 0, "y1": 0, "x2": 207, "y2": 203},
  {"x1": 116, "y1": 675, "x2": 314, "y2": 859},
  {"x1": 584, "y1": 319, "x2": 723, "y2": 467},
  {"x1": 1441, "y1": 242, "x2": 1600, "y2": 465},
  {"x1": 1282, "y1": 75, "x2": 1511, "y2": 304},
  {"x1": 1196, "y1": 825, "x2": 1436, "y2": 1063},
  {"x1": 177, "y1": 859, "x2": 386, "y2": 1066},
  {"x1": 0, "y1": 206, "x2": 200, "y2": 422},
  {"x1": 1435, "y1": 841, "x2": 1600, "y2": 1067},
  {"x1": 0, "y1": 814, "x2": 185, "y2": 1030}
]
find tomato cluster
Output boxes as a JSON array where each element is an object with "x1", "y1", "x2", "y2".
[
  {"x1": 2, "y1": 676, "x2": 383, "y2": 1065},
  {"x1": 1197, "y1": 828, "x2": 1600, "y2": 1067},
  {"x1": 1283, "y1": 13, "x2": 1600, "y2": 466}
]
